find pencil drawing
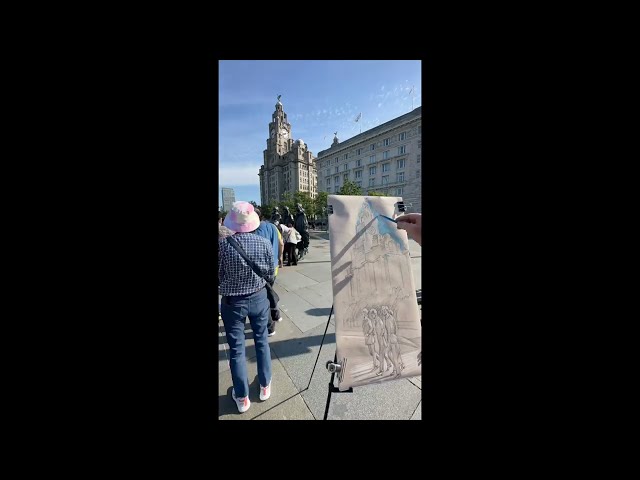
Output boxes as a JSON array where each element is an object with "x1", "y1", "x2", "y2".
[{"x1": 328, "y1": 195, "x2": 422, "y2": 390}]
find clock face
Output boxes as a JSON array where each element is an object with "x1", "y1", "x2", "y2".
[
  {"x1": 270, "y1": 129, "x2": 275, "y2": 138},
  {"x1": 280, "y1": 129, "x2": 288, "y2": 138}
]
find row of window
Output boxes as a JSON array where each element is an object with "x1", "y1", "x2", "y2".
[
  {"x1": 326, "y1": 185, "x2": 404, "y2": 195},
  {"x1": 322, "y1": 126, "x2": 421, "y2": 169},
  {"x1": 326, "y1": 171, "x2": 407, "y2": 186},
  {"x1": 327, "y1": 159, "x2": 406, "y2": 177},
  {"x1": 329, "y1": 146, "x2": 408, "y2": 170}
]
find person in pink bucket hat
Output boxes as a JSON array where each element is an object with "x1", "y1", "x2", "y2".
[{"x1": 219, "y1": 201, "x2": 274, "y2": 413}]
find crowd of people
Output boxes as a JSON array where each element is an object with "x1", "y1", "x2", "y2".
[{"x1": 218, "y1": 200, "x2": 422, "y2": 414}]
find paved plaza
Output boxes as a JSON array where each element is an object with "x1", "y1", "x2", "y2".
[{"x1": 218, "y1": 230, "x2": 422, "y2": 420}]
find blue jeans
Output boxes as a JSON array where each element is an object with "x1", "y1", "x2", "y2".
[{"x1": 221, "y1": 287, "x2": 272, "y2": 398}]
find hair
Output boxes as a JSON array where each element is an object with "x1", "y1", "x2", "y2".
[
  {"x1": 287, "y1": 222, "x2": 293, "y2": 227},
  {"x1": 254, "y1": 208, "x2": 262, "y2": 220}
]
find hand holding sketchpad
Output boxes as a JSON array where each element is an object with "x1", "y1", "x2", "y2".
[{"x1": 327, "y1": 195, "x2": 422, "y2": 390}]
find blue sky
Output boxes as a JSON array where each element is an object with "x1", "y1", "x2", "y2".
[{"x1": 219, "y1": 60, "x2": 421, "y2": 206}]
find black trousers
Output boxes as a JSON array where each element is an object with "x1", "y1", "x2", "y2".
[{"x1": 285, "y1": 243, "x2": 297, "y2": 265}]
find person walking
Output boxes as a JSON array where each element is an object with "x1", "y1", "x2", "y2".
[
  {"x1": 254, "y1": 208, "x2": 284, "y2": 336},
  {"x1": 281, "y1": 222, "x2": 301, "y2": 266},
  {"x1": 219, "y1": 201, "x2": 274, "y2": 413}
]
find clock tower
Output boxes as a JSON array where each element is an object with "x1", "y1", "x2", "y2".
[
  {"x1": 259, "y1": 96, "x2": 317, "y2": 207},
  {"x1": 268, "y1": 98, "x2": 291, "y2": 156}
]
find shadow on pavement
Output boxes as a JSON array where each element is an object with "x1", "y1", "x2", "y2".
[
  {"x1": 219, "y1": 332, "x2": 336, "y2": 364},
  {"x1": 304, "y1": 307, "x2": 332, "y2": 317}
]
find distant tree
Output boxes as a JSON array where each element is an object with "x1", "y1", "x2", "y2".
[
  {"x1": 249, "y1": 200, "x2": 259, "y2": 209},
  {"x1": 314, "y1": 191, "x2": 328, "y2": 218},
  {"x1": 293, "y1": 191, "x2": 315, "y2": 218},
  {"x1": 261, "y1": 202, "x2": 276, "y2": 220},
  {"x1": 337, "y1": 180, "x2": 362, "y2": 196},
  {"x1": 280, "y1": 191, "x2": 314, "y2": 219}
]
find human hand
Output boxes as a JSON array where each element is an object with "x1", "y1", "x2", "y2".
[{"x1": 396, "y1": 213, "x2": 422, "y2": 246}]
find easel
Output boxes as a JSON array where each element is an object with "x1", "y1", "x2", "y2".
[
  {"x1": 305, "y1": 200, "x2": 410, "y2": 420},
  {"x1": 305, "y1": 304, "x2": 353, "y2": 421}
]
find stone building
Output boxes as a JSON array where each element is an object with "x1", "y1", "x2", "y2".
[
  {"x1": 258, "y1": 99, "x2": 318, "y2": 206},
  {"x1": 316, "y1": 107, "x2": 422, "y2": 212},
  {"x1": 221, "y1": 187, "x2": 235, "y2": 212}
]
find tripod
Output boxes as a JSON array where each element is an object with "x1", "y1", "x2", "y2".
[{"x1": 305, "y1": 304, "x2": 352, "y2": 420}]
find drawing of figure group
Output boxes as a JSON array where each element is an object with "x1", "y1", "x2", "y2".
[{"x1": 361, "y1": 305, "x2": 405, "y2": 377}]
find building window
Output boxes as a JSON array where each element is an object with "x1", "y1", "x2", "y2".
[
  {"x1": 334, "y1": 176, "x2": 339, "y2": 184},
  {"x1": 382, "y1": 163, "x2": 390, "y2": 172},
  {"x1": 399, "y1": 132, "x2": 407, "y2": 141},
  {"x1": 327, "y1": 186, "x2": 331, "y2": 193},
  {"x1": 343, "y1": 174, "x2": 348, "y2": 182},
  {"x1": 418, "y1": 141, "x2": 422, "y2": 149},
  {"x1": 383, "y1": 138, "x2": 390, "y2": 146},
  {"x1": 335, "y1": 166, "x2": 339, "y2": 173},
  {"x1": 417, "y1": 154, "x2": 421, "y2": 163},
  {"x1": 416, "y1": 169, "x2": 420, "y2": 177},
  {"x1": 356, "y1": 181, "x2": 362, "y2": 187},
  {"x1": 369, "y1": 166, "x2": 376, "y2": 175},
  {"x1": 343, "y1": 163, "x2": 348, "y2": 171},
  {"x1": 397, "y1": 159, "x2": 405, "y2": 170},
  {"x1": 395, "y1": 187, "x2": 403, "y2": 196},
  {"x1": 369, "y1": 155, "x2": 375, "y2": 164},
  {"x1": 356, "y1": 148, "x2": 361, "y2": 156},
  {"x1": 383, "y1": 151, "x2": 390, "y2": 160},
  {"x1": 382, "y1": 175, "x2": 389, "y2": 185},
  {"x1": 370, "y1": 143, "x2": 375, "y2": 151},
  {"x1": 356, "y1": 159, "x2": 361, "y2": 167},
  {"x1": 335, "y1": 158, "x2": 339, "y2": 164},
  {"x1": 326, "y1": 169, "x2": 330, "y2": 177},
  {"x1": 398, "y1": 145, "x2": 406, "y2": 155},
  {"x1": 355, "y1": 170, "x2": 362, "y2": 179},
  {"x1": 369, "y1": 178, "x2": 375, "y2": 187},
  {"x1": 344, "y1": 153, "x2": 348, "y2": 160},
  {"x1": 396, "y1": 172, "x2": 405, "y2": 183}
]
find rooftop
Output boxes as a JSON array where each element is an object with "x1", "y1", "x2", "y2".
[{"x1": 317, "y1": 106, "x2": 422, "y2": 157}]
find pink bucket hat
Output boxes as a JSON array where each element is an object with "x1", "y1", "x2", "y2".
[{"x1": 223, "y1": 201, "x2": 261, "y2": 233}]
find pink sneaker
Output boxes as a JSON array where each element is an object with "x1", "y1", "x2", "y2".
[
  {"x1": 232, "y1": 389, "x2": 251, "y2": 413},
  {"x1": 259, "y1": 382, "x2": 271, "y2": 401}
]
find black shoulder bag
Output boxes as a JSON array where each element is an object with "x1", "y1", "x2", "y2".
[{"x1": 225, "y1": 236, "x2": 280, "y2": 306}]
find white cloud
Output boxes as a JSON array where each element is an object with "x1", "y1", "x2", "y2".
[
  {"x1": 378, "y1": 103, "x2": 382, "y2": 108},
  {"x1": 219, "y1": 163, "x2": 262, "y2": 186}
]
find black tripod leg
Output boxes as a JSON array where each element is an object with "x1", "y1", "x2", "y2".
[
  {"x1": 305, "y1": 305, "x2": 334, "y2": 391},
  {"x1": 323, "y1": 352, "x2": 338, "y2": 420}
]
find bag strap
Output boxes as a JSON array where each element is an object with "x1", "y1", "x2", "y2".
[{"x1": 226, "y1": 236, "x2": 268, "y2": 280}]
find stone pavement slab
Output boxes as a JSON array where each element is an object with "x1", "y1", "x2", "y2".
[
  {"x1": 274, "y1": 270, "x2": 318, "y2": 292},
  {"x1": 289, "y1": 284, "x2": 332, "y2": 309},
  {"x1": 296, "y1": 263, "x2": 333, "y2": 283},
  {"x1": 276, "y1": 290, "x2": 328, "y2": 333},
  {"x1": 218, "y1": 350, "x2": 314, "y2": 420},
  {"x1": 410, "y1": 401, "x2": 422, "y2": 420}
]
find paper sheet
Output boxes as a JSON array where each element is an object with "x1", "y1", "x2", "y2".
[{"x1": 327, "y1": 195, "x2": 422, "y2": 390}]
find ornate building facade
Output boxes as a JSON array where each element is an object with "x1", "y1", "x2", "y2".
[
  {"x1": 259, "y1": 98, "x2": 318, "y2": 206},
  {"x1": 316, "y1": 107, "x2": 422, "y2": 213}
]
